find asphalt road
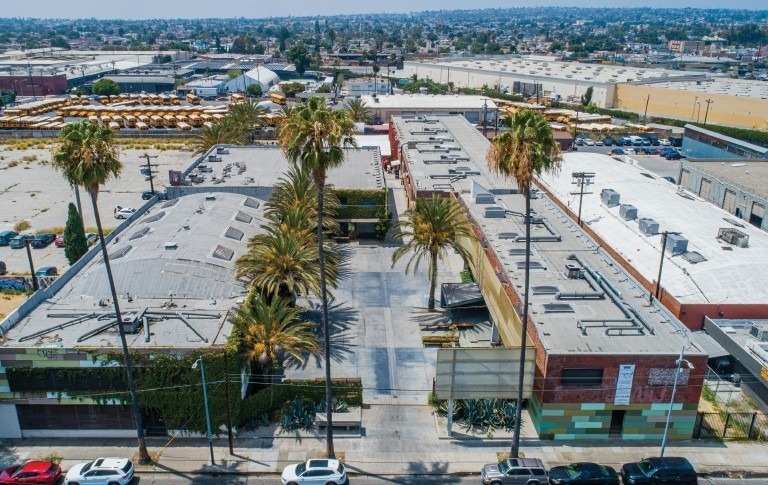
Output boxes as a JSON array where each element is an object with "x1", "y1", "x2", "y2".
[
  {"x1": 573, "y1": 143, "x2": 683, "y2": 182},
  {"x1": 134, "y1": 473, "x2": 767, "y2": 485}
]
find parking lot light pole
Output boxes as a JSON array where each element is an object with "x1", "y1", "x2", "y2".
[
  {"x1": 703, "y1": 99, "x2": 714, "y2": 127},
  {"x1": 660, "y1": 345, "x2": 694, "y2": 458},
  {"x1": 24, "y1": 239, "x2": 39, "y2": 291},
  {"x1": 193, "y1": 357, "x2": 215, "y2": 466},
  {"x1": 141, "y1": 153, "x2": 158, "y2": 194}
]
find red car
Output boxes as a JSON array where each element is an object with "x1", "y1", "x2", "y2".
[
  {"x1": 0, "y1": 461, "x2": 62, "y2": 485},
  {"x1": 54, "y1": 235, "x2": 65, "y2": 248}
]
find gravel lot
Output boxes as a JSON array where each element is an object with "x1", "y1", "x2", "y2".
[{"x1": 0, "y1": 145, "x2": 194, "y2": 274}]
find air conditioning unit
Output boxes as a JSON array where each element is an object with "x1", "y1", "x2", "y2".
[
  {"x1": 666, "y1": 233, "x2": 688, "y2": 255},
  {"x1": 619, "y1": 204, "x2": 638, "y2": 221},
  {"x1": 638, "y1": 217, "x2": 659, "y2": 236},
  {"x1": 718, "y1": 227, "x2": 749, "y2": 248},
  {"x1": 750, "y1": 324, "x2": 768, "y2": 342},
  {"x1": 565, "y1": 264, "x2": 583, "y2": 279},
  {"x1": 120, "y1": 312, "x2": 142, "y2": 334},
  {"x1": 600, "y1": 188, "x2": 620, "y2": 207}
]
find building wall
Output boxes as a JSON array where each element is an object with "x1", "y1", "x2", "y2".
[
  {"x1": 615, "y1": 83, "x2": 768, "y2": 131},
  {"x1": 371, "y1": 105, "x2": 484, "y2": 123},
  {"x1": 682, "y1": 128, "x2": 767, "y2": 160},
  {"x1": 0, "y1": 75, "x2": 68, "y2": 96}
]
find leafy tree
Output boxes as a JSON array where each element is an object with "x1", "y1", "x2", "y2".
[
  {"x1": 287, "y1": 43, "x2": 312, "y2": 76},
  {"x1": 391, "y1": 195, "x2": 473, "y2": 311},
  {"x1": 581, "y1": 86, "x2": 593, "y2": 107},
  {"x1": 51, "y1": 120, "x2": 150, "y2": 463},
  {"x1": 246, "y1": 83, "x2": 263, "y2": 97},
  {"x1": 91, "y1": 78, "x2": 120, "y2": 96},
  {"x1": 277, "y1": 96, "x2": 356, "y2": 459},
  {"x1": 487, "y1": 109, "x2": 562, "y2": 458},
  {"x1": 281, "y1": 82, "x2": 305, "y2": 97},
  {"x1": 50, "y1": 36, "x2": 70, "y2": 49},
  {"x1": 230, "y1": 291, "x2": 320, "y2": 371},
  {"x1": 344, "y1": 98, "x2": 372, "y2": 123},
  {"x1": 227, "y1": 68, "x2": 243, "y2": 80},
  {"x1": 63, "y1": 202, "x2": 88, "y2": 265}
]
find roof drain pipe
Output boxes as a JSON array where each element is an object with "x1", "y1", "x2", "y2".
[{"x1": 144, "y1": 316, "x2": 150, "y2": 343}]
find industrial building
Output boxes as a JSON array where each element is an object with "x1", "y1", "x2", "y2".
[
  {"x1": 0, "y1": 143, "x2": 387, "y2": 437},
  {"x1": 358, "y1": 94, "x2": 497, "y2": 124},
  {"x1": 391, "y1": 114, "x2": 707, "y2": 440}
]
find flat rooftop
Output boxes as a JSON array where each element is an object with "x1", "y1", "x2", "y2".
[
  {"x1": 685, "y1": 159, "x2": 768, "y2": 197},
  {"x1": 359, "y1": 94, "x2": 496, "y2": 110},
  {"x1": 641, "y1": 78, "x2": 768, "y2": 100},
  {"x1": 537, "y1": 152, "x2": 768, "y2": 305},
  {"x1": 4, "y1": 192, "x2": 266, "y2": 350},
  {"x1": 416, "y1": 57, "x2": 699, "y2": 85},
  {"x1": 183, "y1": 145, "x2": 385, "y2": 192},
  {"x1": 392, "y1": 115, "x2": 697, "y2": 356}
]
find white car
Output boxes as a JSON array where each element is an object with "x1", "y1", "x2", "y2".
[
  {"x1": 584, "y1": 139, "x2": 595, "y2": 146},
  {"x1": 64, "y1": 457, "x2": 134, "y2": 485},
  {"x1": 623, "y1": 148, "x2": 636, "y2": 155},
  {"x1": 659, "y1": 139, "x2": 671, "y2": 146},
  {"x1": 85, "y1": 233, "x2": 99, "y2": 245},
  {"x1": 595, "y1": 140, "x2": 604, "y2": 146},
  {"x1": 281, "y1": 459, "x2": 347, "y2": 485},
  {"x1": 114, "y1": 207, "x2": 136, "y2": 219}
]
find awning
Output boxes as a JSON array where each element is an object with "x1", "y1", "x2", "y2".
[
  {"x1": 440, "y1": 283, "x2": 486, "y2": 308},
  {"x1": 691, "y1": 331, "x2": 730, "y2": 359}
]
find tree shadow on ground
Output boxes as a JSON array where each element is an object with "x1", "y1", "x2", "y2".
[
  {"x1": 347, "y1": 461, "x2": 463, "y2": 484},
  {"x1": 286, "y1": 298, "x2": 359, "y2": 369}
]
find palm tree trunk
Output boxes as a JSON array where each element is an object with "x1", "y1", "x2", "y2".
[
  {"x1": 89, "y1": 191, "x2": 151, "y2": 463},
  {"x1": 428, "y1": 251, "x2": 438, "y2": 311},
  {"x1": 73, "y1": 184, "x2": 83, "y2": 224},
  {"x1": 511, "y1": 190, "x2": 532, "y2": 458},
  {"x1": 315, "y1": 173, "x2": 335, "y2": 459}
]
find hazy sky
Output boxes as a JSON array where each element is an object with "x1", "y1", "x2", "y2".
[{"x1": 2, "y1": 0, "x2": 761, "y2": 19}]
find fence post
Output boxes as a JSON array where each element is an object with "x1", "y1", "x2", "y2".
[
  {"x1": 723, "y1": 413, "x2": 731, "y2": 438},
  {"x1": 693, "y1": 413, "x2": 702, "y2": 439},
  {"x1": 748, "y1": 412, "x2": 758, "y2": 439}
]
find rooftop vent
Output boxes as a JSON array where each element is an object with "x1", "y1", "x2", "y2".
[
  {"x1": 213, "y1": 245, "x2": 235, "y2": 261},
  {"x1": 472, "y1": 181, "x2": 495, "y2": 204},
  {"x1": 565, "y1": 264, "x2": 583, "y2": 279},
  {"x1": 543, "y1": 303, "x2": 574, "y2": 313},
  {"x1": 619, "y1": 204, "x2": 638, "y2": 221},
  {"x1": 682, "y1": 251, "x2": 707, "y2": 264},
  {"x1": 750, "y1": 324, "x2": 768, "y2": 342},
  {"x1": 533, "y1": 286, "x2": 559, "y2": 295},
  {"x1": 205, "y1": 195, "x2": 216, "y2": 201},
  {"x1": 244, "y1": 197, "x2": 260, "y2": 209},
  {"x1": 516, "y1": 261, "x2": 546, "y2": 270},
  {"x1": 144, "y1": 211, "x2": 166, "y2": 224},
  {"x1": 484, "y1": 206, "x2": 506, "y2": 218},
  {"x1": 161, "y1": 199, "x2": 179, "y2": 209},
  {"x1": 638, "y1": 217, "x2": 659, "y2": 236},
  {"x1": 225, "y1": 227, "x2": 245, "y2": 241},
  {"x1": 235, "y1": 211, "x2": 253, "y2": 224},
  {"x1": 128, "y1": 227, "x2": 151, "y2": 241},
  {"x1": 600, "y1": 188, "x2": 620, "y2": 207},
  {"x1": 718, "y1": 227, "x2": 749, "y2": 248},
  {"x1": 164, "y1": 241, "x2": 178, "y2": 250},
  {"x1": 109, "y1": 245, "x2": 132, "y2": 260},
  {"x1": 665, "y1": 233, "x2": 688, "y2": 255},
  {"x1": 499, "y1": 232, "x2": 519, "y2": 240}
]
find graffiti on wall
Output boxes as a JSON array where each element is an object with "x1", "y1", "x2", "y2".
[{"x1": 0, "y1": 276, "x2": 56, "y2": 291}]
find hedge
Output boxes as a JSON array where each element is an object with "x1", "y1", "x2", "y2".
[{"x1": 331, "y1": 188, "x2": 387, "y2": 219}]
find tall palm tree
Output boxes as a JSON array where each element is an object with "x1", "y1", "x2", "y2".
[
  {"x1": 277, "y1": 96, "x2": 356, "y2": 458},
  {"x1": 391, "y1": 195, "x2": 474, "y2": 311},
  {"x1": 50, "y1": 120, "x2": 151, "y2": 463},
  {"x1": 230, "y1": 291, "x2": 321, "y2": 371},
  {"x1": 228, "y1": 99, "x2": 266, "y2": 141},
  {"x1": 344, "y1": 98, "x2": 372, "y2": 123},
  {"x1": 264, "y1": 165, "x2": 340, "y2": 235},
  {"x1": 487, "y1": 108, "x2": 562, "y2": 458},
  {"x1": 51, "y1": 123, "x2": 87, "y2": 219},
  {"x1": 192, "y1": 119, "x2": 243, "y2": 155}
]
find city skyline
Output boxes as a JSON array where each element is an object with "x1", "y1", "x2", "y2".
[{"x1": 2, "y1": 1, "x2": 764, "y2": 20}]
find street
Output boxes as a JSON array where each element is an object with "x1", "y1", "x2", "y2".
[{"x1": 134, "y1": 473, "x2": 764, "y2": 485}]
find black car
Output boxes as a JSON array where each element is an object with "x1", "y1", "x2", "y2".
[
  {"x1": 35, "y1": 266, "x2": 58, "y2": 277},
  {"x1": 30, "y1": 233, "x2": 56, "y2": 248},
  {"x1": 142, "y1": 190, "x2": 160, "y2": 200},
  {"x1": 8, "y1": 234, "x2": 34, "y2": 249},
  {"x1": 0, "y1": 261, "x2": 6, "y2": 275},
  {"x1": 621, "y1": 457, "x2": 697, "y2": 485},
  {"x1": 549, "y1": 462, "x2": 619, "y2": 485},
  {"x1": 0, "y1": 230, "x2": 18, "y2": 246}
]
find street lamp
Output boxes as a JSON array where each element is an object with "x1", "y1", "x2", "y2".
[
  {"x1": 650, "y1": 231, "x2": 681, "y2": 304},
  {"x1": 482, "y1": 99, "x2": 488, "y2": 137},
  {"x1": 695, "y1": 102, "x2": 701, "y2": 124},
  {"x1": 660, "y1": 345, "x2": 694, "y2": 458},
  {"x1": 703, "y1": 99, "x2": 714, "y2": 127},
  {"x1": 691, "y1": 96, "x2": 699, "y2": 120},
  {"x1": 192, "y1": 357, "x2": 215, "y2": 466}
]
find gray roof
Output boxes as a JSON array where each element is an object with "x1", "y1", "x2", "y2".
[
  {"x1": 392, "y1": 114, "x2": 698, "y2": 356},
  {"x1": 685, "y1": 159, "x2": 768, "y2": 198},
  {"x1": 685, "y1": 124, "x2": 768, "y2": 156}
]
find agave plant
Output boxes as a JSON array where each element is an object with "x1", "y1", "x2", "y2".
[
  {"x1": 279, "y1": 397, "x2": 317, "y2": 432},
  {"x1": 317, "y1": 398, "x2": 350, "y2": 413}
]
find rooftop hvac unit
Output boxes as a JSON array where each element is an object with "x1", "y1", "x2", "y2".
[
  {"x1": 565, "y1": 264, "x2": 583, "y2": 279},
  {"x1": 749, "y1": 324, "x2": 768, "y2": 342},
  {"x1": 718, "y1": 227, "x2": 749, "y2": 248},
  {"x1": 484, "y1": 206, "x2": 506, "y2": 218},
  {"x1": 600, "y1": 188, "x2": 620, "y2": 207},
  {"x1": 665, "y1": 233, "x2": 688, "y2": 255},
  {"x1": 638, "y1": 217, "x2": 659, "y2": 236},
  {"x1": 619, "y1": 204, "x2": 638, "y2": 221},
  {"x1": 120, "y1": 313, "x2": 142, "y2": 334}
]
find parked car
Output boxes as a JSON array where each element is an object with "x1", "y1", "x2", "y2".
[
  {"x1": 481, "y1": 458, "x2": 548, "y2": 485},
  {"x1": 604, "y1": 138, "x2": 613, "y2": 146},
  {"x1": 0, "y1": 261, "x2": 6, "y2": 275},
  {"x1": 658, "y1": 148, "x2": 677, "y2": 156},
  {"x1": 114, "y1": 207, "x2": 137, "y2": 219},
  {"x1": 64, "y1": 458, "x2": 134, "y2": 485},
  {"x1": 584, "y1": 139, "x2": 595, "y2": 146},
  {"x1": 659, "y1": 139, "x2": 671, "y2": 146},
  {"x1": 141, "y1": 190, "x2": 160, "y2": 200},
  {"x1": 624, "y1": 148, "x2": 636, "y2": 155},
  {"x1": 548, "y1": 462, "x2": 619, "y2": 485},
  {"x1": 0, "y1": 230, "x2": 18, "y2": 246},
  {"x1": 86, "y1": 233, "x2": 99, "y2": 245},
  {"x1": 54, "y1": 234, "x2": 65, "y2": 248},
  {"x1": 9, "y1": 234, "x2": 34, "y2": 249},
  {"x1": 280, "y1": 459, "x2": 347, "y2": 485},
  {"x1": 663, "y1": 176, "x2": 677, "y2": 184},
  {"x1": 665, "y1": 152, "x2": 683, "y2": 160},
  {"x1": 595, "y1": 140, "x2": 604, "y2": 146},
  {"x1": 35, "y1": 266, "x2": 58, "y2": 277},
  {"x1": 575, "y1": 138, "x2": 584, "y2": 146},
  {"x1": 610, "y1": 148, "x2": 625, "y2": 155},
  {"x1": 620, "y1": 457, "x2": 697, "y2": 485},
  {"x1": 0, "y1": 461, "x2": 62, "y2": 485},
  {"x1": 30, "y1": 233, "x2": 56, "y2": 249}
]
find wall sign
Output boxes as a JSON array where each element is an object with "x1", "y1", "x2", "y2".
[{"x1": 615, "y1": 364, "x2": 635, "y2": 406}]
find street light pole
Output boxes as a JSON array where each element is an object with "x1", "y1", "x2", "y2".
[
  {"x1": 24, "y1": 239, "x2": 39, "y2": 291},
  {"x1": 651, "y1": 231, "x2": 681, "y2": 304},
  {"x1": 140, "y1": 153, "x2": 158, "y2": 194},
  {"x1": 660, "y1": 345, "x2": 694, "y2": 458},
  {"x1": 193, "y1": 357, "x2": 215, "y2": 466},
  {"x1": 482, "y1": 99, "x2": 488, "y2": 137},
  {"x1": 703, "y1": 99, "x2": 714, "y2": 127},
  {"x1": 691, "y1": 96, "x2": 698, "y2": 120},
  {"x1": 695, "y1": 102, "x2": 701, "y2": 124},
  {"x1": 643, "y1": 94, "x2": 650, "y2": 124}
]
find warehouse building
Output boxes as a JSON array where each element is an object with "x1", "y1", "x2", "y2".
[{"x1": 359, "y1": 94, "x2": 497, "y2": 124}]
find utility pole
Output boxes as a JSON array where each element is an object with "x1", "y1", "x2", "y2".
[
  {"x1": 651, "y1": 231, "x2": 681, "y2": 304},
  {"x1": 25, "y1": 239, "x2": 39, "y2": 291},
  {"x1": 27, "y1": 63, "x2": 36, "y2": 99},
  {"x1": 141, "y1": 153, "x2": 159, "y2": 194},
  {"x1": 643, "y1": 94, "x2": 650, "y2": 124},
  {"x1": 703, "y1": 99, "x2": 714, "y2": 127},
  {"x1": 224, "y1": 351, "x2": 234, "y2": 455},
  {"x1": 482, "y1": 99, "x2": 488, "y2": 137},
  {"x1": 570, "y1": 172, "x2": 595, "y2": 227}
]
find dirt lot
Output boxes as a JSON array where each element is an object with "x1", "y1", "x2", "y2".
[
  {"x1": 0, "y1": 293, "x2": 26, "y2": 320},
  {"x1": 0, "y1": 139, "x2": 195, "y2": 274}
]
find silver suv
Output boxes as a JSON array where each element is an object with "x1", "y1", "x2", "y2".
[{"x1": 481, "y1": 458, "x2": 548, "y2": 485}]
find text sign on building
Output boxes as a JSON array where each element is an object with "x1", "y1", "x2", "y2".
[{"x1": 615, "y1": 364, "x2": 636, "y2": 406}]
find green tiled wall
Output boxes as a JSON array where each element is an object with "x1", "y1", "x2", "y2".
[{"x1": 530, "y1": 395, "x2": 698, "y2": 440}]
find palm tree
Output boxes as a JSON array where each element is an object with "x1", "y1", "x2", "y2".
[
  {"x1": 192, "y1": 119, "x2": 243, "y2": 155},
  {"x1": 344, "y1": 97, "x2": 372, "y2": 123},
  {"x1": 228, "y1": 99, "x2": 266, "y2": 141},
  {"x1": 50, "y1": 120, "x2": 151, "y2": 463},
  {"x1": 277, "y1": 96, "x2": 356, "y2": 458},
  {"x1": 51, "y1": 122, "x2": 87, "y2": 219},
  {"x1": 487, "y1": 108, "x2": 562, "y2": 458},
  {"x1": 391, "y1": 195, "x2": 474, "y2": 311},
  {"x1": 230, "y1": 291, "x2": 321, "y2": 372},
  {"x1": 265, "y1": 166, "x2": 340, "y2": 234}
]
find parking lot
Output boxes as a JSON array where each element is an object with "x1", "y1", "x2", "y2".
[
  {"x1": 574, "y1": 142, "x2": 683, "y2": 182},
  {"x1": 0, "y1": 145, "x2": 193, "y2": 274}
]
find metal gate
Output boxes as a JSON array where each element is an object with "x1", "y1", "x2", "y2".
[{"x1": 694, "y1": 412, "x2": 768, "y2": 441}]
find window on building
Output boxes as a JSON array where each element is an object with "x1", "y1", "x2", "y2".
[
  {"x1": 561, "y1": 368, "x2": 604, "y2": 386},
  {"x1": 698, "y1": 178, "x2": 712, "y2": 200},
  {"x1": 750, "y1": 202, "x2": 765, "y2": 228}
]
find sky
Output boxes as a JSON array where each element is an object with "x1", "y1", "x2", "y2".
[{"x1": 1, "y1": 0, "x2": 761, "y2": 19}]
